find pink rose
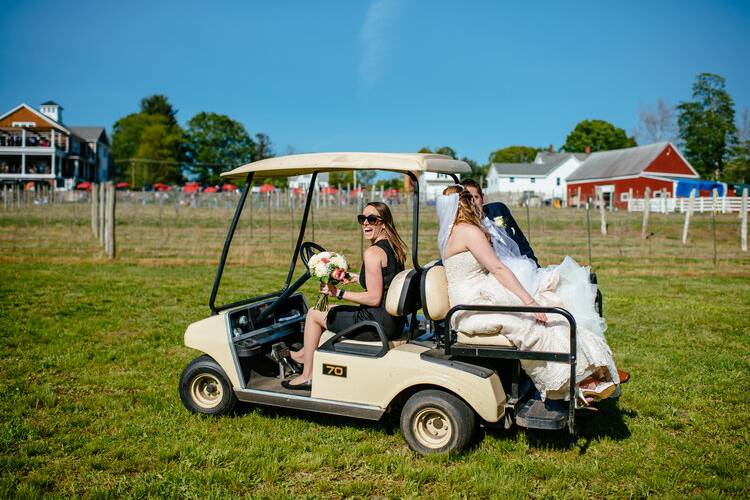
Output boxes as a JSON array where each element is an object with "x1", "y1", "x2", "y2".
[
  {"x1": 321, "y1": 257, "x2": 330, "y2": 264},
  {"x1": 332, "y1": 268, "x2": 346, "y2": 281}
]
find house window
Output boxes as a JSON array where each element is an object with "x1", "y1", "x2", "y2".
[
  {"x1": 620, "y1": 192, "x2": 630, "y2": 202},
  {"x1": 509, "y1": 177, "x2": 515, "y2": 183},
  {"x1": 531, "y1": 177, "x2": 536, "y2": 184},
  {"x1": 556, "y1": 177, "x2": 561, "y2": 186},
  {"x1": 12, "y1": 121, "x2": 36, "y2": 127}
]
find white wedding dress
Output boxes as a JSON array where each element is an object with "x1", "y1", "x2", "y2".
[{"x1": 437, "y1": 193, "x2": 619, "y2": 400}]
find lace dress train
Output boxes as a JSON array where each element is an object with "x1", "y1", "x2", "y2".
[{"x1": 444, "y1": 251, "x2": 619, "y2": 400}]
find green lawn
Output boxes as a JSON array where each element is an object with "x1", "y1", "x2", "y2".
[{"x1": 1, "y1": 204, "x2": 749, "y2": 497}]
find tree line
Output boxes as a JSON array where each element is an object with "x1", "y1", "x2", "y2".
[
  {"x1": 112, "y1": 95, "x2": 276, "y2": 189},
  {"x1": 113, "y1": 73, "x2": 749, "y2": 189},
  {"x1": 421, "y1": 73, "x2": 748, "y2": 184}
]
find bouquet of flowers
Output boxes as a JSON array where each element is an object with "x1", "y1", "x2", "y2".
[{"x1": 308, "y1": 252, "x2": 350, "y2": 311}]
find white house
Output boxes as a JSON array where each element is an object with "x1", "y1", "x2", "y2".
[
  {"x1": 485, "y1": 152, "x2": 585, "y2": 203},
  {"x1": 419, "y1": 171, "x2": 458, "y2": 200},
  {"x1": 287, "y1": 172, "x2": 329, "y2": 190}
]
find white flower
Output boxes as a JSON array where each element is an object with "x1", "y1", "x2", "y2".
[
  {"x1": 330, "y1": 254, "x2": 348, "y2": 271},
  {"x1": 308, "y1": 253, "x2": 321, "y2": 268},
  {"x1": 493, "y1": 216, "x2": 507, "y2": 229},
  {"x1": 313, "y1": 262, "x2": 328, "y2": 278}
]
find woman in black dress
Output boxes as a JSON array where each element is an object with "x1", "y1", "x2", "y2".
[{"x1": 285, "y1": 202, "x2": 407, "y2": 389}]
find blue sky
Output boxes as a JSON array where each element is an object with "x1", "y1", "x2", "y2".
[{"x1": 1, "y1": 0, "x2": 749, "y2": 163}]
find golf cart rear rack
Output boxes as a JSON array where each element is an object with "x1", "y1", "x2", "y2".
[{"x1": 442, "y1": 304, "x2": 578, "y2": 434}]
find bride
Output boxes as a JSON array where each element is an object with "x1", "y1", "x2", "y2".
[{"x1": 437, "y1": 185, "x2": 622, "y2": 404}]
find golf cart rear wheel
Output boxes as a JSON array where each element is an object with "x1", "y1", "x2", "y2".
[
  {"x1": 179, "y1": 355, "x2": 237, "y2": 415},
  {"x1": 400, "y1": 390, "x2": 476, "y2": 454}
]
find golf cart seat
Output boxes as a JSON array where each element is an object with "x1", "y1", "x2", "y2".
[
  {"x1": 420, "y1": 263, "x2": 513, "y2": 348},
  {"x1": 318, "y1": 268, "x2": 421, "y2": 354}
]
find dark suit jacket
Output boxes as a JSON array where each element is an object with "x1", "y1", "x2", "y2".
[{"x1": 483, "y1": 202, "x2": 539, "y2": 267}]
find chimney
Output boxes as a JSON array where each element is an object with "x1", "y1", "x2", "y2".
[
  {"x1": 548, "y1": 144, "x2": 554, "y2": 154},
  {"x1": 585, "y1": 146, "x2": 591, "y2": 155},
  {"x1": 40, "y1": 101, "x2": 63, "y2": 123}
]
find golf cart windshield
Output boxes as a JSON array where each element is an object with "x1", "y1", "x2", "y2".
[{"x1": 210, "y1": 152, "x2": 470, "y2": 314}]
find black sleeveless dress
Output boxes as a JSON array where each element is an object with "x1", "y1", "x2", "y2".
[{"x1": 326, "y1": 239, "x2": 405, "y2": 341}]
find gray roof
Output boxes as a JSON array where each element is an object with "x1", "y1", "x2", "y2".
[
  {"x1": 492, "y1": 162, "x2": 557, "y2": 176},
  {"x1": 70, "y1": 127, "x2": 109, "y2": 145},
  {"x1": 534, "y1": 151, "x2": 587, "y2": 164},
  {"x1": 491, "y1": 153, "x2": 580, "y2": 177},
  {"x1": 566, "y1": 142, "x2": 670, "y2": 182}
]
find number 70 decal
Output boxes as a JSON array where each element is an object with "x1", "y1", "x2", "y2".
[{"x1": 322, "y1": 364, "x2": 347, "y2": 378}]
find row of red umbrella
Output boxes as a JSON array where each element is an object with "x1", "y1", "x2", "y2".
[{"x1": 74, "y1": 182, "x2": 400, "y2": 196}]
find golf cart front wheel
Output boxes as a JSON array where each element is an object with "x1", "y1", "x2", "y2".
[
  {"x1": 179, "y1": 355, "x2": 237, "y2": 415},
  {"x1": 400, "y1": 389, "x2": 476, "y2": 455}
]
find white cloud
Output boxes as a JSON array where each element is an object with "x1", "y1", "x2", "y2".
[{"x1": 358, "y1": 0, "x2": 401, "y2": 93}]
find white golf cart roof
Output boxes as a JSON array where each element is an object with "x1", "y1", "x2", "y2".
[{"x1": 220, "y1": 152, "x2": 470, "y2": 179}]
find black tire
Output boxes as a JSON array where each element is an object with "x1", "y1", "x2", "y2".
[
  {"x1": 400, "y1": 389, "x2": 477, "y2": 455},
  {"x1": 179, "y1": 355, "x2": 237, "y2": 415}
]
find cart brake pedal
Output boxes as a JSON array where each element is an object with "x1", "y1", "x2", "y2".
[{"x1": 270, "y1": 342, "x2": 300, "y2": 378}]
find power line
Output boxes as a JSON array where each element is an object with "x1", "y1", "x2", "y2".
[{"x1": 113, "y1": 157, "x2": 247, "y2": 168}]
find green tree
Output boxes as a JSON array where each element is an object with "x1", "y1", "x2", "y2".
[
  {"x1": 435, "y1": 146, "x2": 457, "y2": 159},
  {"x1": 185, "y1": 112, "x2": 255, "y2": 184},
  {"x1": 677, "y1": 73, "x2": 738, "y2": 178},
  {"x1": 725, "y1": 109, "x2": 750, "y2": 183},
  {"x1": 417, "y1": 146, "x2": 432, "y2": 154},
  {"x1": 329, "y1": 170, "x2": 353, "y2": 187},
  {"x1": 563, "y1": 119, "x2": 636, "y2": 153},
  {"x1": 140, "y1": 94, "x2": 178, "y2": 126},
  {"x1": 254, "y1": 133, "x2": 274, "y2": 161},
  {"x1": 112, "y1": 95, "x2": 185, "y2": 187},
  {"x1": 376, "y1": 177, "x2": 404, "y2": 190},
  {"x1": 488, "y1": 145, "x2": 539, "y2": 164},
  {"x1": 460, "y1": 156, "x2": 488, "y2": 181}
]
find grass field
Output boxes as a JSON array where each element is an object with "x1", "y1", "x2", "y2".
[{"x1": 1, "y1": 200, "x2": 749, "y2": 497}]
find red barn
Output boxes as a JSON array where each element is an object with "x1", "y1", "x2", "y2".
[{"x1": 566, "y1": 142, "x2": 699, "y2": 209}]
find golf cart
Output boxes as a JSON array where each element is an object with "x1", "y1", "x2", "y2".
[{"x1": 179, "y1": 152, "x2": 591, "y2": 454}]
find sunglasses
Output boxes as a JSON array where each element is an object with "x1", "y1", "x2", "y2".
[{"x1": 357, "y1": 214, "x2": 383, "y2": 225}]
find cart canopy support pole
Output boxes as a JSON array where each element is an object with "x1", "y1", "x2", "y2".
[
  {"x1": 284, "y1": 172, "x2": 318, "y2": 288},
  {"x1": 209, "y1": 172, "x2": 254, "y2": 314},
  {"x1": 406, "y1": 171, "x2": 421, "y2": 272}
]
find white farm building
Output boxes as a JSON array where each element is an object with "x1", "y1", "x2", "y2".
[{"x1": 486, "y1": 151, "x2": 586, "y2": 203}]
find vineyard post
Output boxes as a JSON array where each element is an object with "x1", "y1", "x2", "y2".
[
  {"x1": 741, "y1": 187, "x2": 748, "y2": 252},
  {"x1": 682, "y1": 189, "x2": 695, "y2": 245},
  {"x1": 105, "y1": 182, "x2": 116, "y2": 259},
  {"x1": 98, "y1": 181, "x2": 106, "y2": 246},
  {"x1": 526, "y1": 199, "x2": 531, "y2": 244},
  {"x1": 585, "y1": 202, "x2": 593, "y2": 266},
  {"x1": 711, "y1": 188, "x2": 718, "y2": 266},
  {"x1": 641, "y1": 187, "x2": 651, "y2": 239},
  {"x1": 91, "y1": 183, "x2": 99, "y2": 238},
  {"x1": 598, "y1": 189, "x2": 607, "y2": 236}
]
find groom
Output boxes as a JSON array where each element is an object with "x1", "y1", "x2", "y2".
[{"x1": 460, "y1": 178, "x2": 539, "y2": 267}]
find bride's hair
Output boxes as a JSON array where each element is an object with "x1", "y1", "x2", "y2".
[
  {"x1": 442, "y1": 185, "x2": 490, "y2": 241},
  {"x1": 442, "y1": 185, "x2": 484, "y2": 229},
  {"x1": 365, "y1": 202, "x2": 408, "y2": 266}
]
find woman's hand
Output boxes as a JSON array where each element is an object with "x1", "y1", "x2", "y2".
[
  {"x1": 524, "y1": 299, "x2": 548, "y2": 324},
  {"x1": 339, "y1": 273, "x2": 357, "y2": 285},
  {"x1": 320, "y1": 283, "x2": 337, "y2": 297}
]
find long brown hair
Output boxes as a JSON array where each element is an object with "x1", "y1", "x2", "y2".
[
  {"x1": 442, "y1": 185, "x2": 489, "y2": 241},
  {"x1": 365, "y1": 201, "x2": 408, "y2": 266}
]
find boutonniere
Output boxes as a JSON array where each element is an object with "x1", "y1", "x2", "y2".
[{"x1": 493, "y1": 216, "x2": 507, "y2": 229}]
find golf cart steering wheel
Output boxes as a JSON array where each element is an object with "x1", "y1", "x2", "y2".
[{"x1": 300, "y1": 241, "x2": 327, "y2": 268}]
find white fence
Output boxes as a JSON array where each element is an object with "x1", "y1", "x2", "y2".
[{"x1": 627, "y1": 196, "x2": 750, "y2": 214}]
